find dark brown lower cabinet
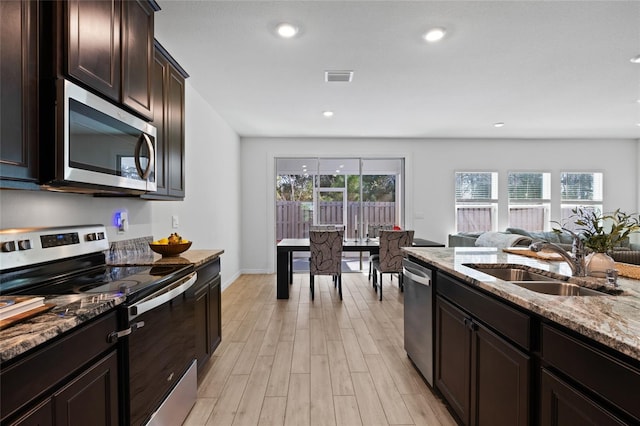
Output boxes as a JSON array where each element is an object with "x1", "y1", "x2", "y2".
[
  {"x1": 540, "y1": 369, "x2": 627, "y2": 426},
  {"x1": 1, "y1": 312, "x2": 119, "y2": 425},
  {"x1": 193, "y1": 257, "x2": 222, "y2": 376},
  {"x1": 10, "y1": 400, "x2": 53, "y2": 426},
  {"x1": 435, "y1": 296, "x2": 471, "y2": 423},
  {"x1": 53, "y1": 351, "x2": 119, "y2": 426},
  {"x1": 436, "y1": 295, "x2": 530, "y2": 426}
]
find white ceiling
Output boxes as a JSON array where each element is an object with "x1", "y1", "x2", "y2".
[{"x1": 154, "y1": 0, "x2": 640, "y2": 139}]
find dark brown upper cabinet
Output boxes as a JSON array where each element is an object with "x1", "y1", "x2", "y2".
[
  {"x1": 0, "y1": 0, "x2": 40, "y2": 189},
  {"x1": 144, "y1": 41, "x2": 188, "y2": 199},
  {"x1": 65, "y1": 0, "x2": 158, "y2": 120}
]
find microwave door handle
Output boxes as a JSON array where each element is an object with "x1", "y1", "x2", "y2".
[{"x1": 134, "y1": 133, "x2": 154, "y2": 180}]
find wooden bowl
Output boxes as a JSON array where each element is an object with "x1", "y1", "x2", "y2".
[{"x1": 149, "y1": 241, "x2": 192, "y2": 257}]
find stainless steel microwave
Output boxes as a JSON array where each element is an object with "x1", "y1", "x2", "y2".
[{"x1": 41, "y1": 80, "x2": 157, "y2": 194}]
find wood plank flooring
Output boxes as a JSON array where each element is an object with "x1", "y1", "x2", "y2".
[{"x1": 184, "y1": 272, "x2": 456, "y2": 426}]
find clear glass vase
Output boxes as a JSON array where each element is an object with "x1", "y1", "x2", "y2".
[{"x1": 586, "y1": 252, "x2": 616, "y2": 278}]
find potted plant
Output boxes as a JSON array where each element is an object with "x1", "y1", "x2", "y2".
[{"x1": 555, "y1": 207, "x2": 640, "y2": 277}]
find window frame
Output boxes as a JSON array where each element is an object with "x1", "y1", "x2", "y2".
[
  {"x1": 507, "y1": 171, "x2": 551, "y2": 231},
  {"x1": 454, "y1": 171, "x2": 499, "y2": 233},
  {"x1": 560, "y1": 171, "x2": 604, "y2": 231}
]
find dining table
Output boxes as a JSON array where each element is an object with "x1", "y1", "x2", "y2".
[{"x1": 276, "y1": 237, "x2": 444, "y2": 299}]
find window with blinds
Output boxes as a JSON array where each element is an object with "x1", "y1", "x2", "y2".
[
  {"x1": 455, "y1": 172, "x2": 498, "y2": 233},
  {"x1": 560, "y1": 172, "x2": 603, "y2": 230},
  {"x1": 508, "y1": 172, "x2": 550, "y2": 231}
]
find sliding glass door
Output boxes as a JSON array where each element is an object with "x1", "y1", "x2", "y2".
[{"x1": 275, "y1": 157, "x2": 404, "y2": 242}]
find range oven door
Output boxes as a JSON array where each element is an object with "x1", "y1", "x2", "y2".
[
  {"x1": 124, "y1": 272, "x2": 197, "y2": 426},
  {"x1": 45, "y1": 79, "x2": 157, "y2": 194}
]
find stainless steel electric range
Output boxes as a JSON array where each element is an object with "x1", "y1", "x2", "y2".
[{"x1": 0, "y1": 225, "x2": 198, "y2": 426}]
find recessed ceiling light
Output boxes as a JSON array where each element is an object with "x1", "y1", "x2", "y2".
[
  {"x1": 323, "y1": 111, "x2": 334, "y2": 118},
  {"x1": 424, "y1": 27, "x2": 447, "y2": 43},
  {"x1": 630, "y1": 54, "x2": 640, "y2": 64},
  {"x1": 493, "y1": 122, "x2": 505, "y2": 128},
  {"x1": 276, "y1": 23, "x2": 299, "y2": 38}
]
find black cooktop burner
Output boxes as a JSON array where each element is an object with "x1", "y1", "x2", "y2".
[{"x1": 1, "y1": 252, "x2": 193, "y2": 303}]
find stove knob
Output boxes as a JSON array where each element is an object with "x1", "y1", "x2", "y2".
[
  {"x1": 1, "y1": 241, "x2": 17, "y2": 252},
  {"x1": 86, "y1": 233, "x2": 97, "y2": 241},
  {"x1": 18, "y1": 240, "x2": 31, "y2": 250}
]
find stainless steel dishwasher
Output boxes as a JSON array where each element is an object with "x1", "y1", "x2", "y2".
[{"x1": 403, "y1": 258, "x2": 434, "y2": 386}]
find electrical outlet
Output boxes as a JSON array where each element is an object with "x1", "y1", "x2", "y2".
[
  {"x1": 172, "y1": 215, "x2": 179, "y2": 229},
  {"x1": 116, "y1": 212, "x2": 128, "y2": 233}
]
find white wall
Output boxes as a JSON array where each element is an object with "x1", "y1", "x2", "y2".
[
  {"x1": 240, "y1": 137, "x2": 639, "y2": 273},
  {"x1": 0, "y1": 82, "x2": 242, "y2": 290},
  {"x1": 150, "y1": 83, "x2": 242, "y2": 288}
]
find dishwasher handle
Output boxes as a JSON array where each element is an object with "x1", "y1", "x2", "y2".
[{"x1": 403, "y1": 262, "x2": 432, "y2": 286}]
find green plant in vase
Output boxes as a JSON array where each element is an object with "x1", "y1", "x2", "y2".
[{"x1": 555, "y1": 208, "x2": 640, "y2": 277}]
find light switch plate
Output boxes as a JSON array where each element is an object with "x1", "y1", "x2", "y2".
[{"x1": 172, "y1": 215, "x2": 179, "y2": 229}]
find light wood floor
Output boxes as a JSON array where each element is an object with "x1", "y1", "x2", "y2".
[{"x1": 183, "y1": 272, "x2": 456, "y2": 426}]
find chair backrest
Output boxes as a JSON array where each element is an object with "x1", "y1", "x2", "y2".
[
  {"x1": 310, "y1": 230, "x2": 344, "y2": 275},
  {"x1": 310, "y1": 225, "x2": 337, "y2": 231},
  {"x1": 367, "y1": 224, "x2": 393, "y2": 238},
  {"x1": 378, "y1": 230, "x2": 415, "y2": 273}
]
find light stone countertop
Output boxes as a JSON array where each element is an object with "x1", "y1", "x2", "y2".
[{"x1": 403, "y1": 247, "x2": 640, "y2": 362}]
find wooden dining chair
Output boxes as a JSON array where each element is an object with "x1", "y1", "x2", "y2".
[
  {"x1": 372, "y1": 230, "x2": 414, "y2": 301},
  {"x1": 309, "y1": 230, "x2": 344, "y2": 301}
]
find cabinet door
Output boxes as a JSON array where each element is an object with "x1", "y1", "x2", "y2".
[
  {"x1": 471, "y1": 323, "x2": 530, "y2": 426},
  {"x1": 66, "y1": 0, "x2": 121, "y2": 101},
  {"x1": 53, "y1": 350, "x2": 119, "y2": 426},
  {"x1": 208, "y1": 275, "x2": 222, "y2": 354},
  {"x1": 121, "y1": 0, "x2": 154, "y2": 119},
  {"x1": 194, "y1": 281, "x2": 209, "y2": 371},
  {"x1": 144, "y1": 44, "x2": 186, "y2": 200},
  {"x1": 166, "y1": 65, "x2": 186, "y2": 197},
  {"x1": 148, "y1": 52, "x2": 169, "y2": 196},
  {"x1": 9, "y1": 399, "x2": 53, "y2": 426},
  {"x1": 435, "y1": 296, "x2": 472, "y2": 425},
  {"x1": 0, "y1": 0, "x2": 39, "y2": 188},
  {"x1": 540, "y1": 369, "x2": 627, "y2": 426}
]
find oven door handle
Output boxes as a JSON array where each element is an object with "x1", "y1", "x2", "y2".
[{"x1": 129, "y1": 272, "x2": 197, "y2": 320}]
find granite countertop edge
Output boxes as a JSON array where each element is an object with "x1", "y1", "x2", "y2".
[
  {"x1": 0, "y1": 294, "x2": 126, "y2": 364},
  {"x1": 404, "y1": 247, "x2": 640, "y2": 363}
]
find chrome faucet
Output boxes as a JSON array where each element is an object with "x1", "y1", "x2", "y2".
[{"x1": 529, "y1": 229, "x2": 587, "y2": 277}]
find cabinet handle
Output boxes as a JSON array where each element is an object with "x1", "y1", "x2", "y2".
[
  {"x1": 107, "y1": 321, "x2": 145, "y2": 343},
  {"x1": 463, "y1": 317, "x2": 478, "y2": 331}
]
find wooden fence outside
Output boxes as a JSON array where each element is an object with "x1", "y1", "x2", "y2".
[{"x1": 276, "y1": 201, "x2": 396, "y2": 240}]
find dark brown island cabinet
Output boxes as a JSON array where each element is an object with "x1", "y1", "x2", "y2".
[
  {"x1": 0, "y1": 0, "x2": 40, "y2": 189},
  {"x1": 431, "y1": 269, "x2": 640, "y2": 426},
  {"x1": 192, "y1": 256, "x2": 222, "y2": 376},
  {"x1": 143, "y1": 41, "x2": 189, "y2": 200},
  {"x1": 65, "y1": 0, "x2": 157, "y2": 120},
  {"x1": 435, "y1": 272, "x2": 530, "y2": 426},
  {"x1": 0, "y1": 312, "x2": 120, "y2": 425}
]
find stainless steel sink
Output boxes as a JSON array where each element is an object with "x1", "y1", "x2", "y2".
[
  {"x1": 465, "y1": 264, "x2": 608, "y2": 296},
  {"x1": 470, "y1": 267, "x2": 557, "y2": 282},
  {"x1": 510, "y1": 281, "x2": 605, "y2": 296}
]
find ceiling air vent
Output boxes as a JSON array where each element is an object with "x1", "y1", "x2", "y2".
[{"x1": 325, "y1": 70, "x2": 354, "y2": 83}]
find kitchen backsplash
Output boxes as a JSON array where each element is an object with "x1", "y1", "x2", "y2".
[{"x1": 107, "y1": 236, "x2": 153, "y2": 263}]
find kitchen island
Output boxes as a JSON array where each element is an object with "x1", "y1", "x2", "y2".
[{"x1": 403, "y1": 246, "x2": 640, "y2": 425}]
